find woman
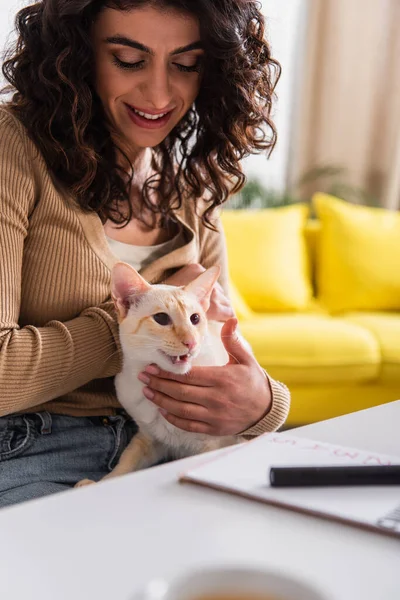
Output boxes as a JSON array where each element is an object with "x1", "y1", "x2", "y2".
[{"x1": 0, "y1": 0, "x2": 290, "y2": 507}]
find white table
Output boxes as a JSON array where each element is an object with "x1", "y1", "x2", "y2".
[{"x1": 0, "y1": 401, "x2": 399, "y2": 600}]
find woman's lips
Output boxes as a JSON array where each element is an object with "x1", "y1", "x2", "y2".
[{"x1": 125, "y1": 104, "x2": 173, "y2": 130}]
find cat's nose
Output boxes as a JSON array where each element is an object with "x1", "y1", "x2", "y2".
[{"x1": 183, "y1": 339, "x2": 196, "y2": 352}]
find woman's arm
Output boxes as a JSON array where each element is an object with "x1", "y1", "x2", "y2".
[{"x1": 0, "y1": 112, "x2": 121, "y2": 417}]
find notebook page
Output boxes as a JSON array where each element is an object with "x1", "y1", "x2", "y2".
[{"x1": 181, "y1": 433, "x2": 400, "y2": 538}]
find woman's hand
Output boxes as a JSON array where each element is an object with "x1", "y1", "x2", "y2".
[
  {"x1": 137, "y1": 318, "x2": 273, "y2": 436},
  {"x1": 164, "y1": 263, "x2": 234, "y2": 322}
]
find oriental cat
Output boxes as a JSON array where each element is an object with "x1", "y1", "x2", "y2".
[{"x1": 76, "y1": 262, "x2": 239, "y2": 486}]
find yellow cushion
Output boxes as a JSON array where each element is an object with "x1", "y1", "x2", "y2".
[
  {"x1": 287, "y1": 384, "x2": 400, "y2": 426},
  {"x1": 229, "y1": 279, "x2": 253, "y2": 321},
  {"x1": 221, "y1": 205, "x2": 312, "y2": 311},
  {"x1": 304, "y1": 218, "x2": 320, "y2": 264},
  {"x1": 239, "y1": 313, "x2": 380, "y2": 385},
  {"x1": 313, "y1": 193, "x2": 400, "y2": 312},
  {"x1": 344, "y1": 313, "x2": 400, "y2": 383},
  {"x1": 304, "y1": 218, "x2": 320, "y2": 288}
]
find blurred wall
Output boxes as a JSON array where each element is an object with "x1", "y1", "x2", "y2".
[
  {"x1": 242, "y1": 0, "x2": 307, "y2": 193},
  {"x1": 0, "y1": 0, "x2": 23, "y2": 56},
  {"x1": 289, "y1": 0, "x2": 400, "y2": 208}
]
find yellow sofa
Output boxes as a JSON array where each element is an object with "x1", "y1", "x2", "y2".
[{"x1": 221, "y1": 194, "x2": 400, "y2": 427}]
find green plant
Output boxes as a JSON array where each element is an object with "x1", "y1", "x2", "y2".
[{"x1": 227, "y1": 164, "x2": 379, "y2": 209}]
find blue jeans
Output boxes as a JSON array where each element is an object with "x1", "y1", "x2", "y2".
[{"x1": 0, "y1": 411, "x2": 138, "y2": 508}]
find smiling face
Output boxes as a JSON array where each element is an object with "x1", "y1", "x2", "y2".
[{"x1": 91, "y1": 5, "x2": 203, "y2": 156}]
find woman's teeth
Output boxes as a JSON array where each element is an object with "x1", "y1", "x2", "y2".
[{"x1": 133, "y1": 108, "x2": 168, "y2": 120}]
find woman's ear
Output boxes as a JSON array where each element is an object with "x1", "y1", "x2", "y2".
[{"x1": 111, "y1": 262, "x2": 151, "y2": 320}]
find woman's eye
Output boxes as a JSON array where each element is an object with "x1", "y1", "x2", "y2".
[
  {"x1": 112, "y1": 56, "x2": 201, "y2": 73},
  {"x1": 112, "y1": 56, "x2": 145, "y2": 71},
  {"x1": 174, "y1": 62, "x2": 201, "y2": 73},
  {"x1": 153, "y1": 313, "x2": 171, "y2": 326},
  {"x1": 190, "y1": 313, "x2": 200, "y2": 325}
]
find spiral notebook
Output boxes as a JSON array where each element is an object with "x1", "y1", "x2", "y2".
[{"x1": 180, "y1": 433, "x2": 400, "y2": 539}]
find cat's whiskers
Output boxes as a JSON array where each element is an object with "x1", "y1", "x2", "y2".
[
  {"x1": 123, "y1": 349, "x2": 159, "y2": 361},
  {"x1": 97, "y1": 340, "x2": 123, "y2": 354},
  {"x1": 119, "y1": 333, "x2": 154, "y2": 341},
  {"x1": 83, "y1": 348, "x2": 120, "y2": 371},
  {"x1": 86, "y1": 337, "x2": 165, "y2": 368},
  {"x1": 122, "y1": 339, "x2": 159, "y2": 347}
]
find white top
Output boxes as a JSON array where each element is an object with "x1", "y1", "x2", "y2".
[
  {"x1": 0, "y1": 401, "x2": 399, "y2": 600},
  {"x1": 106, "y1": 228, "x2": 186, "y2": 271}
]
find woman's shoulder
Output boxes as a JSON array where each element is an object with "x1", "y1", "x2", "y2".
[
  {"x1": 0, "y1": 104, "x2": 41, "y2": 162},
  {"x1": 0, "y1": 104, "x2": 49, "y2": 175},
  {"x1": 0, "y1": 104, "x2": 29, "y2": 139}
]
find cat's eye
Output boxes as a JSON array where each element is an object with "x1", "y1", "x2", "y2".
[
  {"x1": 190, "y1": 313, "x2": 200, "y2": 325},
  {"x1": 153, "y1": 312, "x2": 171, "y2": 326}
]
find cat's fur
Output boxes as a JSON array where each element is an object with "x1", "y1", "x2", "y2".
[{"x1": 76, "y1": 262, "x2": 238, "y2": 486}]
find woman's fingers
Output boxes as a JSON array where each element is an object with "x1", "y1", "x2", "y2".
[
  {"x1": 139, "y1": 372, "x2": 213, "y2": 405},
  {"x1": 139, "y1": 357, "x2": 273, "y2": 436},
  {"x1": 159, "y1": 411, "x2": 213, "y2": 435},
  {"x1": 142, "y1": 364, "x2": 219, "y2": 387},
  {"x1": 142, "y1": 386, "x2": 211, "y2": 423}
]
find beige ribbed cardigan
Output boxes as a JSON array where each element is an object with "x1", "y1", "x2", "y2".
[{"x1": 0, "y1": 107, "x2": 290, "y2": 435}]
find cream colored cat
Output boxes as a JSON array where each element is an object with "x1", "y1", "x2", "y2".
[{"x1": 76, "y1": 262, "x2": 238, "y2": 487}]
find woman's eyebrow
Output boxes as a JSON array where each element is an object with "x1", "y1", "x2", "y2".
[
  {"x1": 171, "y1": 41, "x2": 203, "y2": 55},
  {"x1": 104, "y1": 36, "x2": 203, "y2": 55}
]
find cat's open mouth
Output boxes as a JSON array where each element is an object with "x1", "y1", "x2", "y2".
[{"x1": 159, "y1": 351, "x2": 192, "y2": 365}]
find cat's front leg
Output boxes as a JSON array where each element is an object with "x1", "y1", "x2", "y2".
[{"x1": 74, "y1": 432, "x2": 160, "y2": 488}]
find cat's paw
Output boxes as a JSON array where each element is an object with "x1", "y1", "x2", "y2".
[{"x1": 75, "y1": 479, "x2": 96, "y2": 488}]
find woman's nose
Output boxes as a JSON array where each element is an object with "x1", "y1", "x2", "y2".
[{"x1": 142, "y1": 67, "x2": 173, "y2": 110}]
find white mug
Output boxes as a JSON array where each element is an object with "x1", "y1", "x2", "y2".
[{"x1": 132, "y1": 565, "x2": 331, "y2": 600}]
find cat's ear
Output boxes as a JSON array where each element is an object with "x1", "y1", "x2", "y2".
[
  {"x1": 111, "y1": 262, "x2": 151, "y2": 320},
  {"x1": 184, "y1": 265, "x2": 221, "y2": 312}
]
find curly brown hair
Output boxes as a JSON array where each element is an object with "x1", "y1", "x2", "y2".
[{"x1": 2, "y1": 0, "x2": 281, "y2": 228}]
